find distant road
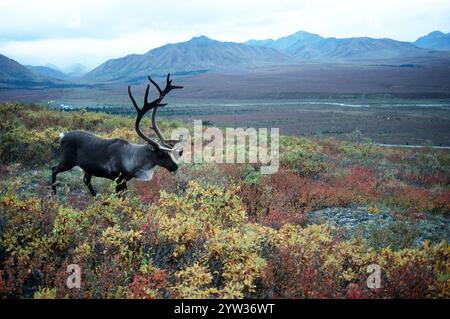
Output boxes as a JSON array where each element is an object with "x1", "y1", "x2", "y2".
[{"x1": 376, "y1": 143, "x2": 450, "y2": 150}]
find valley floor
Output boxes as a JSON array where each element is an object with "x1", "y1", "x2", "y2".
[{"x1": 3, "y1": 86, "x2": 450, "y2": 146}]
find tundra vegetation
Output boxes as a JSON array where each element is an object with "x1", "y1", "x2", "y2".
[{"x1": 0, "y1": 103, "x2": 449, "y2": 299}]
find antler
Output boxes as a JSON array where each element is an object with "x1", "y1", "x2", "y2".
[{"x1": 128, "y1": 73, "x2": 183, "y2": 149}]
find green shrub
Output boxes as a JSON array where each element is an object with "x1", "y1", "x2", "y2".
[{"x1": 0, "y1": 127, "x2": 61, "y2": 165}]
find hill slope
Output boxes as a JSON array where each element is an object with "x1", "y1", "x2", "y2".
[
  {"x1": 0, "y1": 54, "x2": 67, "y2": 88},
  {"x1": 26, "y1": 65, "x2": 69, "y2": 80},
  {"x1": 0, "y1": 54, "x2": 46, "y2": 85},
  {"x1": 415, "y1": 31, "x2": 450, "y2": 51},
  {"x1": 83, "y1": 36, "x2": 291, "y2": 83}
]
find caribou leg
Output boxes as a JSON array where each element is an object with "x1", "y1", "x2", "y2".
[
  {"x1": 115, "y1": 180, "x2": 128, "y2": 196},
  {"x1": 83, "y1": 172, "x2": 97, "y2": 196},
  {"x1": 51, "y1": 162, "x2": 74, "y2": 195}
]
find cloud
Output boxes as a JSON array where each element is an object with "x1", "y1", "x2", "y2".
[
  {"x1": 0, "y1": 32, "x2": 183, "y2": 69},
  {"x1": 65, "y1": 5, "x2": 81, "y2": 30},
  {"x1": 0, "y1": 0, "x2": 449, "y2": 68}
]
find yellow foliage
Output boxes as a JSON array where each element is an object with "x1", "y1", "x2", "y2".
[
  {"x1": 174, "y1": 263, "x2": 217, "y2": 299},
  {"x1": 34, "y1": 287, "x2": 57, "y2": 299},
  {"x1": 0, "y1": 177, "x2": 449, "y2": 299},
  {"x1": 368, "y1": 206, "x2": 380, "y2": 214}
]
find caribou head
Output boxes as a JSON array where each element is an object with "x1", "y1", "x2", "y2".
[{"x1": 51, "y1": 74, "x2": 183, "y2": 196}]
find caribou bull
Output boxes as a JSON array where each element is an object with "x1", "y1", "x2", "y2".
[{"x1": 51, "y1": 74, "x2": 183, "y2": 196}]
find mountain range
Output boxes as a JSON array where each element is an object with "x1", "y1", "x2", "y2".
[
  {"x1": 0, "y1": 56, "x2": 90, "y2": 88},
  {"x1": 246, "y1": 31, "x2": 430, "y2": 61},
  {"x1": 1, "y1": 30, "x2": 450, "y2": 88},
  {"x1": 26, "y1": 63, "x2": 90, "y2": 80},
  {"x1": 82, "y1": 30, "x2": 450, "y2": 83}
]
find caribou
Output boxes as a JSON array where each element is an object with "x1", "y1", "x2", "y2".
[{"x1": 51, "y1": 74, "x2": 183, "y2": 196}]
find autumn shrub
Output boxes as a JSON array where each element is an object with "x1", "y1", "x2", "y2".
[
  {"x1": 383, "y1": 186, "x2": 450, "y2": 214},
  {"x1": 263, "y1": 165, "x2": 448, "y2": 217},
  {"x1": 1, "y1": 182, "x2": 449, "y2": 299},
  {"x1": 0, "y1": 190, "x2": 60, "y2": 297},
  {"x1": 395, "y1": 151, "x2": 450, "y2": 187},
  {"x1": 260, "y1": 167, "x2": 379, "y2": 221},
  {"x1": 0, "y1": 127, "x2": 61, "y2": 165},
  {"x1": 260, "y1": 224, "x2": 449, "y2": 299},
  {"x1": 0, "y1": 182, "x2": 261, "y2": 298},
  {"x1": 280, "y1": 137, "x2": 327, "y2": 177},
  {"x1": 281, "y1": 149, "x2": 327, "y2": 178},
  {"x1": 339, "y1": 138, "x2": 381, "y2": 167},
  {"x1": 366, "y1": 220, "x2": 422, "y2": 251},
  {"x1": 128, "y1": 261, "x2": 169, "y2": 299},
  {"x1": 318, "y1": 138, "x2": 342, "y2": 158},
  {"x1": 333, "y1": 166, "x2": 379, "y2": 205},
  {"x1": 261, "y1": 171, "x2": 311, "y2": 227}
]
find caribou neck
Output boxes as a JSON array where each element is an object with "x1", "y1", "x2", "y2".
[{"x1": 122, "y1": 144, "x2": 157, "y2": 178}]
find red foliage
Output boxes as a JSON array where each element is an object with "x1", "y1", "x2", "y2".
[
  {"x1": 398, "y1": 171, "x2": 450, "y2": 187},
  {"x1": 261, "y1": 207, "x2": 306, "y2": 229},
  {"x1": 239, "y1": 183, "x2": 270, "y2": 222},
  {"x1": 240, "y1": 167, "x2": 382, "y2": 228},
  {"x1": 261, "y1": 239, "x2": 439, "y2": 299},
  {"x1": 382, "y1": 262, "x2": 434, "y2": 299},
  {"x1": 131, "y1": 170, "x2": 179, "y2": 204},
  {"x1": 261, "y1": 246, "x2": 344, "y2": 299},
  {"x1": 249, "y1": 164, "x2": 448, "y2": 228},
  {"x1": 346, "y1": 282, "x2": 376, "y2": 299},
  {"x1": 129, "y1": 269, "x2": 168, "y2": 299},
  {"x1": 239, "y1": 171, "x2": 309, "y2": 228},
  {"x1": 388, "y1": 186, "x2": 443, "y2": 212},
  {"x1": 435, "y1": 190, "x2": 450, "y2": 213},
  {"x1": 133, "y1": 177, "x2": 161, "y2": 204}
]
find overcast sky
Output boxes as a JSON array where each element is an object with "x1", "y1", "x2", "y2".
[{"x1": 1, "y1": 0, "x2": 449, "y2": 69}]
